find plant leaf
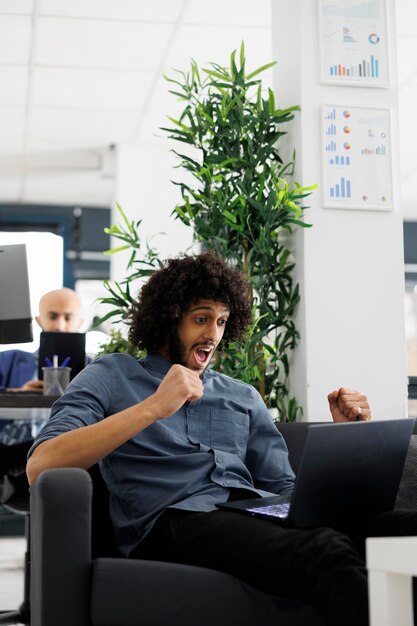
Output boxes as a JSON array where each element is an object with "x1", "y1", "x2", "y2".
[{"x1": 246, "y1": 61, "x2": 277, "y2": 80}]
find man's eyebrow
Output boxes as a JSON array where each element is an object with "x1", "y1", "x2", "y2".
[{"x1": 189, "y1": 306, "x2": 229, "y2": 314}]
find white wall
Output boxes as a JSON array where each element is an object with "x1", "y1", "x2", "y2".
[
  {"x1": 273, "y1": 0, "x2": 407, "y2": 421},
  {"x1": 113, "y1": 143, "x2": 194, "y2": 288}
]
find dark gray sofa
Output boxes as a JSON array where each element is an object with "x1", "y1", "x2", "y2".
[
  {"x1": 29, "y1": 418, "x2": 417, "y2": 626},
  {"x1": 29, "y1": 422, "x2": 324, "y2": 626}
]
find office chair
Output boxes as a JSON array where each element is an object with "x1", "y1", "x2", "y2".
[{"x1": 0, "y1": 440, "x2": 32, "y2": 626}]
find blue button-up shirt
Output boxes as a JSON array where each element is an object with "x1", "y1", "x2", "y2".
[{"x1": 29, "y1": 353, "x2": 295, "y2": 555}]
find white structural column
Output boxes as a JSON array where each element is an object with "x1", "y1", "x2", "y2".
[{"x1": 272, "y1": 0, "x2": 406, "y2": 421}]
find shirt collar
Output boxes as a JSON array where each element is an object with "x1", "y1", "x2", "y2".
[{"x1": 142, "y1": 353, "x2": 172, "y2": 376}]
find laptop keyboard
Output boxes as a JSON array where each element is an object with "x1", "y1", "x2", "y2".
[{"x1": 247, "y1": 502, "x2": 291, "y2": 519}]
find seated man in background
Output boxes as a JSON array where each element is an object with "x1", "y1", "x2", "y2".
[
  {"x1": 0, "y1": 287, "x2": 83, "y2": 392},
  {"x1": 27, "y1": 252, "x2": 406, "y2": 626}
]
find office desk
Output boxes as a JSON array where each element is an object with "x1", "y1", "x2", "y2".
[
  {"x1": 0, "y1": 394, "x2": 57, "y2": 442},
  {"x1": 0, "y1": 393, "x2": 57, "y2": 423},
  {"x1": 0, "y1": 395, "x2": 56, "y2": 535},
  {"x1": 0, "y1": 406, "x2": 51, "y2": 423},
  {"x1": 0, "y1": 393, "x2": 57, "y2": 413}
]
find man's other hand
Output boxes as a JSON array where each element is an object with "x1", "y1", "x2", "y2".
[
  {"x1": 327, "y1": 387, "x2": 372, "y2": 422},
  {"x1": 7, "y1": 379, "x2": 44, "y2": 392}
]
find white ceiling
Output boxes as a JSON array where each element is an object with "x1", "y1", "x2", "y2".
[{"x1": 0, "y1": 0, "x2": 416, "y2": 214}]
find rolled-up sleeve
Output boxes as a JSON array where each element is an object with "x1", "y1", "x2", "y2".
[{"x1": 27, "y1": 357, "x2": 114, "y2": 458}]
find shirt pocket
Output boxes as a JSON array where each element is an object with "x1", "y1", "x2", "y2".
[{"x1": 210, "y1": 409, "x2": 249, "y2": 456}]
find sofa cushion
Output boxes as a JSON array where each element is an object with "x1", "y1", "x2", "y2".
[{"x1": 90, "y1": 558, "x2": 323, "y2": 626}]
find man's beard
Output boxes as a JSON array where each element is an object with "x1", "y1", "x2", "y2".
[
  {"x1": 167, "y1": 328, "x2": 187, "y2": 367},
  {"x1": 167, "y1": 328, "x2": 215, "y2": 372}
]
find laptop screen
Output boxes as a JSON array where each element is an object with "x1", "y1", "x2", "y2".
[{"x1": 38, "y1": 331, "x2": 86, "y2": 381}]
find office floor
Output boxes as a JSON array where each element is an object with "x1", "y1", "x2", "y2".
[{"x1": 0, "y1": 537, "x2": 25, "y2": 621}]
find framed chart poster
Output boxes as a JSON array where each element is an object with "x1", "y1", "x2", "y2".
[
  {"x1": 322, "y1": 104, "x2": 393, "y2": 210},
  {"x1": 318, "y1": 0, "x2": 389, "y2": 87}
]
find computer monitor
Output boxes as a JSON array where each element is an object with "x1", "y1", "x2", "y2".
[{"x1": 0, "y1": 243, "x2": 33, "y2": 343}]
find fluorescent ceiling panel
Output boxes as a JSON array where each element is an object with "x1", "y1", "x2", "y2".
[
  {"x1": 28, "y1": 108, "x2": 139, "y2": 144},
  {"x1": 39, "y1": 0, "x2": 183, "y2": 22},
  {"x1": 22, "y1": 170, "x2": 115, "y2": 205},
  {"x1": 34, "y1": 17, "x2": 173, "y2": 71},
  {"x1": 0, "y1": 176, "x2": 21, "y2": 201},
  {"x1": 0, "y1": 107, "x2": 26, "y2": 140},
  {"x1": 0, "y1": 15, "x2": 32, "y2": 63},
  {"x1": 0, "y1": 67, "x2": 28, "y2": 105},
  {"x1": 0, "y1": 0, "x2": 33, "y2": 15},
  {"x1": 31, "y1": 66, "x2": 154, "y2": 110},
  {"x1": 26, "y1": 139, "x2": 106, "y2": 153},
  {"x1": 0, "y1": 139, "x2": 24, "y2": 157}
]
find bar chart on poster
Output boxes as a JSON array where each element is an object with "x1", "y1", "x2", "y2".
[
  {"x1": 319, "y1": 0, "x2": 389, "y2": 86},
  {"x1": 322, "y1": 104, "x2": 393, "y2": 210}
]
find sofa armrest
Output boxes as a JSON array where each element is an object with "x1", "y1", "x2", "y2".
[
  {"x1": 30, "y1": 467, "x2": 93, "y2": 626},
  {"x1": 366, "y1": 536, "x2": 417, "y2": 626}
]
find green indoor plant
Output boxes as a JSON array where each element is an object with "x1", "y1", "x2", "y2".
[
  {"x1": 95, "y1": 204, "x2": 162, "y2": 358},
  {"x1": 161, "y1": 43, "x2": 314, "y2": 420},
  {"x1": 97, "y1": 44, "x2": 315, "y2": 421}
]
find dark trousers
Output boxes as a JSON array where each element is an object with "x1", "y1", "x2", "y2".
[{"x1": 130, "y1": 506, "x2": 417, "y2": 626}]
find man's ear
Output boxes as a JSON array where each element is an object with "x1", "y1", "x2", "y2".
[{"x1": 35, "y1": 315, "x2": 42, "y2": 330}]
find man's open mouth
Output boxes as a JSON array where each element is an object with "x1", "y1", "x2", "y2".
[{"x1": 193, "y1": 346, "x2": 213, "y2": 367}]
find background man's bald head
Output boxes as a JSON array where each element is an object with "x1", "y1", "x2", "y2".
[{"x1": 36, "y1": 288, "x2": 83, "y2": 333}]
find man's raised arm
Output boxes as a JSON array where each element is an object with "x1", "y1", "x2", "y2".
[{"x1": 26, "y1": 364, "x2": 203, "y2": 485}]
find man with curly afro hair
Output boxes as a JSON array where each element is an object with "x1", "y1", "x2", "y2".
[
  {"x1": 28, "y1": 252, "x2": 377, "y2": 626},
  {"x1": 128, "y1": 252, "x2": 252, "y2": 367}
]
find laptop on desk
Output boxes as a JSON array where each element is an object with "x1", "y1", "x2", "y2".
[
  {"x1": 217, "y1": 419, "x2": 414, "y2": 528},
  {"x1": 38, "y1": 332, "x2": 86, "y2": 381}
]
